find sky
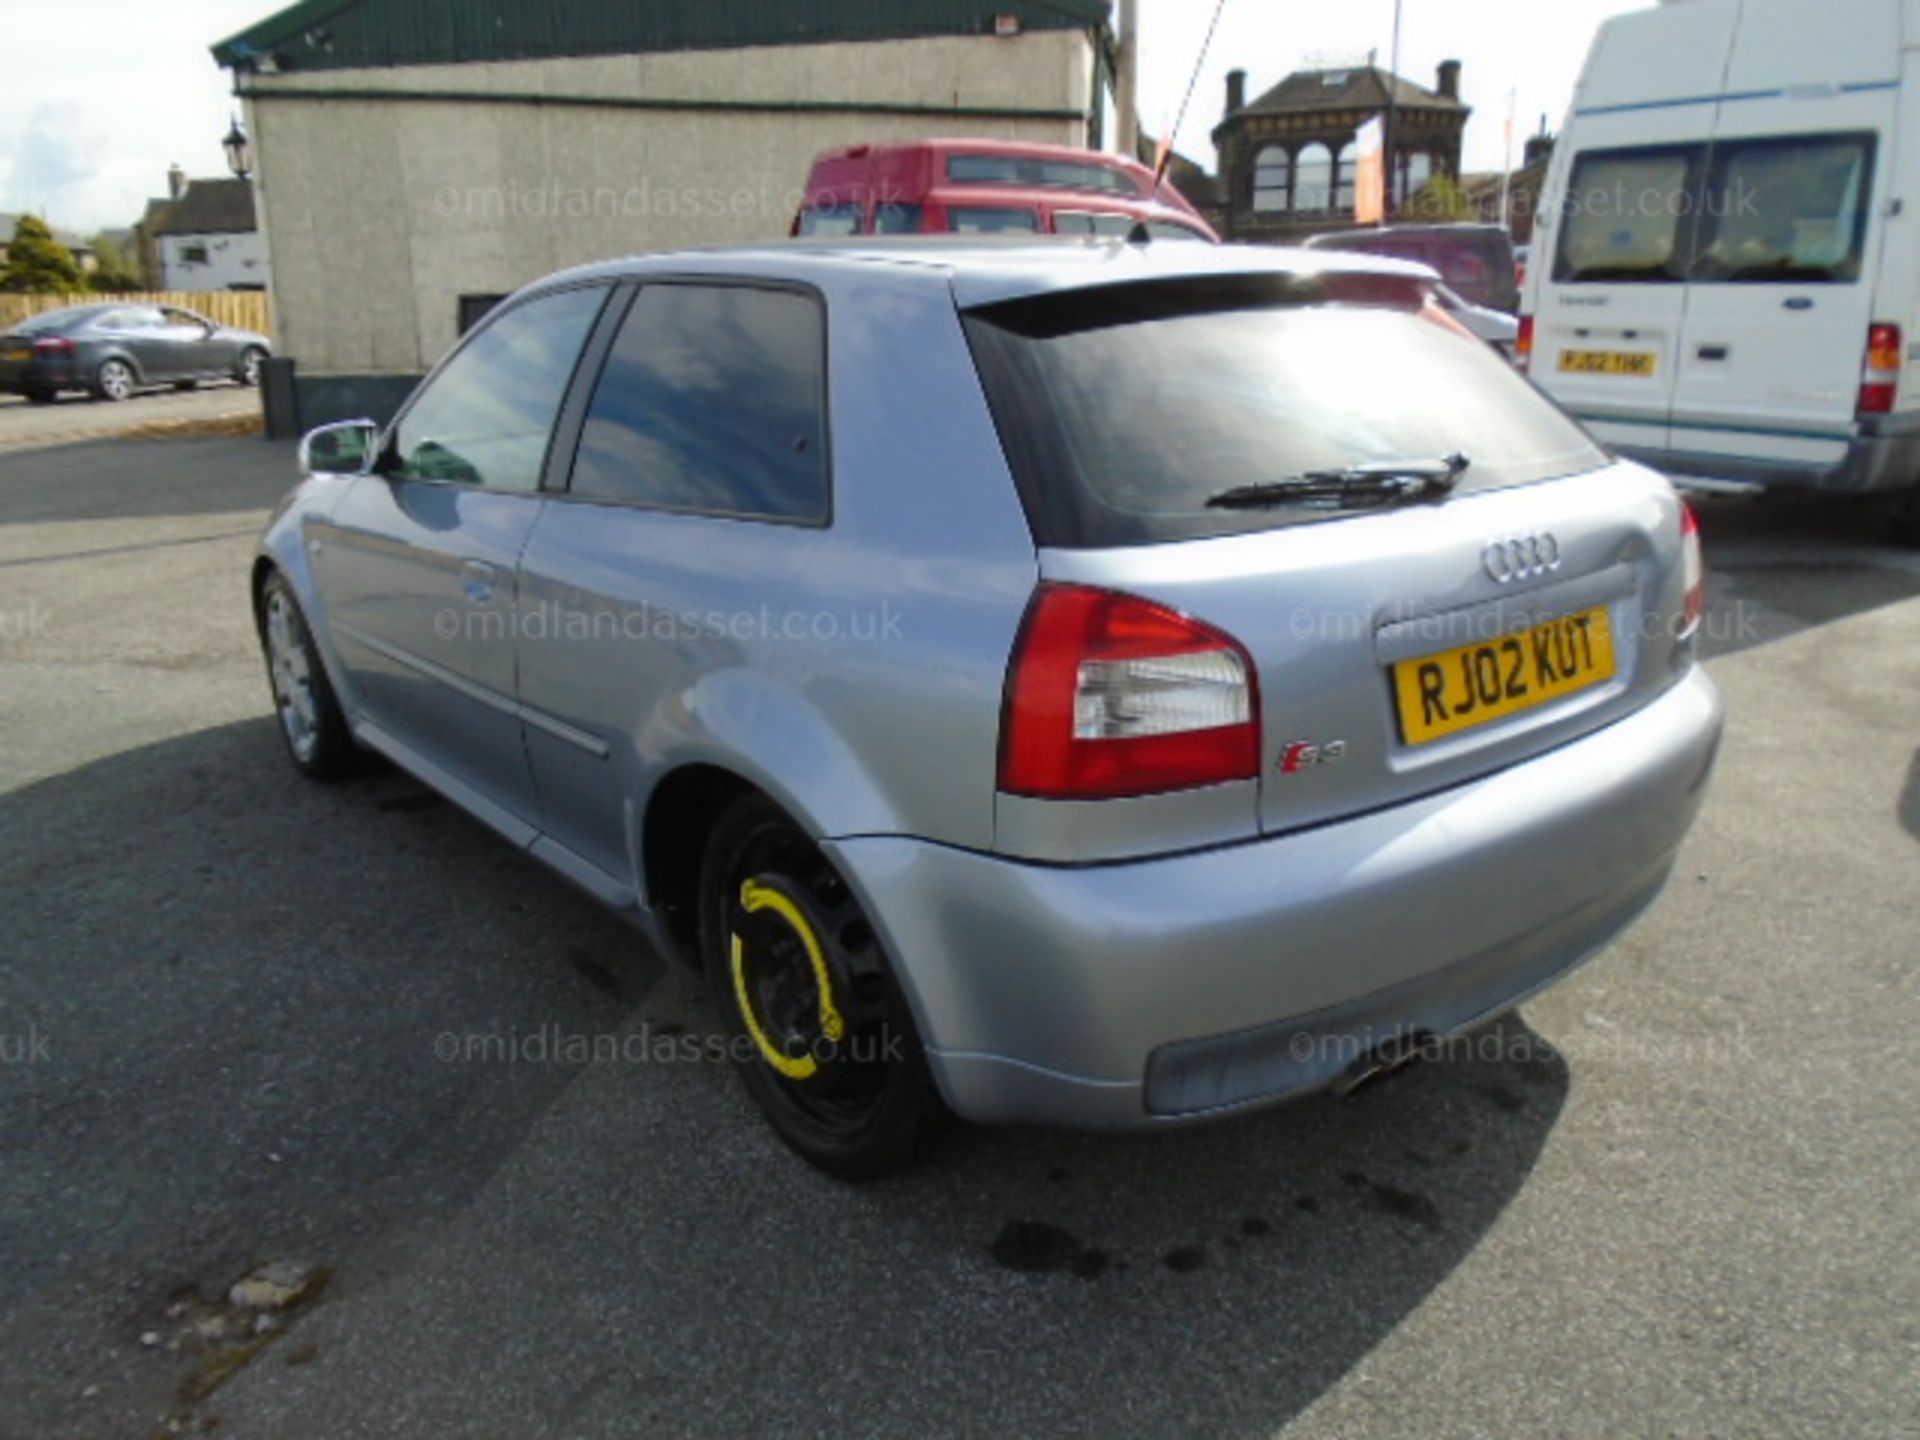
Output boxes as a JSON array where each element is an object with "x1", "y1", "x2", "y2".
[{"x1": 0, "y1": 0, "x2": 1650, "y2": 237}]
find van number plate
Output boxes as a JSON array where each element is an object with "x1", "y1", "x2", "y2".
[
  {"x1": 1559, "y1": 349, "x2": 1657, "y2": 377},
  {"x1": 1392, "y1": 607, "x2": 1617, "y2": 746}
]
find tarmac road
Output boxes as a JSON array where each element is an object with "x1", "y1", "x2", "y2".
[
  {"x1": 0, "y1": 381, "x2": 259, "y2": 454},
  {"x1": 0, "y1": 436, "x2": 1914, "y2": 1438}
]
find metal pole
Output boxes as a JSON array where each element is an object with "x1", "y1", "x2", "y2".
[
  {"x1": 1382, "y1": 0, "x2": 1404, "y2": 220},
  {"x1": 1116, "y1": 0, "x2": 1140, "y2": 159},
  {"x1": 1497, "y1": 86, "x2": 1516, "y2": 237}
]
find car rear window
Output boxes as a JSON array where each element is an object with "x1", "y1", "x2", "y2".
[
  {"x1": 1554, "y1": 147, "x2": 1701, "y2": 283},
  {"x1": 964, "y1": 276, "x2": 1607, "y2": 547},
  {"x1": 1693, "y1": 134, "x2": 1875, "y2": 283},
  {"x1": 10, "y1": 308, "x2": 102, "y2": 334}
]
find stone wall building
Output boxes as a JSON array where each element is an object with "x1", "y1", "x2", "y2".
[
  {"x1": 211, "y1": 0, "x2": 1113, "y2": 428},
  {"x1": 1211, "y1": 61, "x2": 1469, "y2": 244}
]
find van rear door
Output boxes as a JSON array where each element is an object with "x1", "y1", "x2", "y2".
[
  {"x1": 1531, "y1": 1, "x2": 1735, "y2": 456},
  {"x1": 1665, "y1": 1, "x2": 1900, "y2": 475}
]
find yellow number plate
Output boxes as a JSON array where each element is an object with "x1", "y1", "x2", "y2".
[
  {"x1": 1393, "y1": 607, "x2": 1617, "y2": 746},
  {"x1": 3, "y1": 347, "x2": 29, "y2": 362},
  {"x1": 1558, "y1": 349, "x2": 1657, "y2": 377}
]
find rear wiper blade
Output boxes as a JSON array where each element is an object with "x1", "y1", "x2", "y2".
[{"x1": 1205, "y1": 453, "x2": 1470, "y2": 511}]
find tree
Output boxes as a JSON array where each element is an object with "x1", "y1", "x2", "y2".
[
  {"x1": 86, "y1": 232, "x2": 143, "y2": 294},
  {"x1": 0, "y1": 215, "x2": 84, "y2": 294},
  {"x1": 1402, "y1": 175, "x2": 1475, "y2": 225}
]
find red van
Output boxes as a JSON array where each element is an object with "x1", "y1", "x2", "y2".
[{"x1": 794, "y1": 139, "x2": 1218, "y2": 242}]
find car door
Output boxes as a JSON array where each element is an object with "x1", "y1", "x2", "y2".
[
  {"x1": 515, "y1": 280, "x2": 832, "y2": 889},
  {"x1": 1532, "y1": 139, "x2": 1708, "y2": 458},
  {"x1": 109, "y1": 306, "x2": 174, "y2": 382},
  {"x1": 311, "y1": 282, "x2": 612, "y2": 832},
  {"x1": 146, "y1": 308, "x2": 211, "y2": 381},
  {"x1": 161, "y1": 307, "x2": 223, "y2": 377},
  {"x1": 1668, "y1": 126, "x2": 1886, "y2": 470}
]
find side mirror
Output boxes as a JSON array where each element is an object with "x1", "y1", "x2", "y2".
[{"x1": 299, "y1": 419, "x2": 380, "y2": 478}]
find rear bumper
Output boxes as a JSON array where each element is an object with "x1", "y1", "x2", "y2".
[
  {"x1": 827, "y1": 666, "x2": 1723, "y2": 1129},
  {"x1": 0, "y1": 356, "x2": 83, "y2": 394},
  {"x1": 1617, "y1": 413, "x2": 1920, "y2": 495}
]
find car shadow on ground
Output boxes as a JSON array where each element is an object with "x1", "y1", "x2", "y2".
[
  {"x1": 0, "y1": 714, "x2": 1572, "y2": 1437},
  {"x1": 1690, "y1": 490, "x2": 1920, "y2": 660}
]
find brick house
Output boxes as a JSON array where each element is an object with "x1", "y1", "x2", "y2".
[{"x1": 1211, "y1": 61, "x2": 1470, "y2": 244}]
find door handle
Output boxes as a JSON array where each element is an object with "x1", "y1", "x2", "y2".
[
  {"x1": 1696, "y1": 344, "x2": 1729, "y2": 362},
  {"x1": 1784, "y1": 297, "x2": 1814, "y2": 311},
  {"x1": 460, "y1": 559, "x2": 497, "y2": 603}
]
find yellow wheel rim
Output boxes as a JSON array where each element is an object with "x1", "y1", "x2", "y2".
[{"x1": 730, "y1": 878, "x2": 846, "y2": 1081}]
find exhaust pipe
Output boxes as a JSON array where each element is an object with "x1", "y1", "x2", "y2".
[{"x1": 1334, "y1": 1030, "x2": 1438, "y2": 1099}]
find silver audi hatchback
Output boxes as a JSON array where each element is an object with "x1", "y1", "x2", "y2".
[{"x1": 255, "y1": 239, "x2": 1723, "y2": 1177}]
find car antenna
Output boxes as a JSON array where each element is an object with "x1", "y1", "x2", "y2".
[{"x1": 1154, "y1": 0, "x2": 1229, "y2": 193}]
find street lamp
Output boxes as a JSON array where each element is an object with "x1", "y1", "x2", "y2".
[{"x1": 222, "y1": 117, "x2": 252, "y2": 180}]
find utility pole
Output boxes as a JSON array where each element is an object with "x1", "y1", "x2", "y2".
[
  {"x1": 1116, "y1": 0, "x2": 1140, "y2": 160},
  {"x1": 1381, "y1": 0, "x2": 1404, "y2": 219}
]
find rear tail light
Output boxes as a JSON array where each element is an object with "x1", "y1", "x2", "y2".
[
  {"x1": 31, "y1": 336, "x2": 74, "y2": 354},
  {"x1": 1858, "y1": 322, "x2": 1902, "y2": 416},
  {"x1": 1515, "y1": 315, "x2": 1535, "y2": 373},
  {"x1": 999, "y1": 584, "x2": 1260, "y2": 800},
  {"x1": 1679, "y1": 502, "x2": 1705, "y2": 640}
]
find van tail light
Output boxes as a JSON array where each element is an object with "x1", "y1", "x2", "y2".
[
  {"x1": 32, "y1": 336, "x2": 74, "y2": 354},
  {"x1": 999, "y1": 584, "x2": 1260, "y2": 800},
  {"x1": 1679, "y1": 503, "x2": 1705, "y2": 640},
  {"x1": 1858, "y1": 322, "x2": 1902, "y2": 416},
  {"x1": 1515, "y1": 315, "x2": 1535, "y2": 373}
]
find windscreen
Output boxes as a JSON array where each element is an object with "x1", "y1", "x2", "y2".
[{"x1": 964, "y1": 278, "x2": 1607, "y2": 547}]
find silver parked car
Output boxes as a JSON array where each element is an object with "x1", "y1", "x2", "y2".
[{"x1": 255, "y1": 239, "x2": 1723, "y2": 1177}]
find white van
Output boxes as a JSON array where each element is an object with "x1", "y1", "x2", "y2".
[{"x1": 1522, "y1": 0, "x2": 1920, "y2": 527}]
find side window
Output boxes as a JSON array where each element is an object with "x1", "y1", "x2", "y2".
[
  {"x1": 1145, "y1": 221, "x2": 1208, "y2": 242},
  {"x1": 1055, "y1": 211, "x2": 1136, "y2": 238},
  {"x1": 799, "y1": 204, "x2": 863, "y2": 236},
  {"x1": 947, "y1": 206, "x2": 1040, "y2": 233},
  {"x1": 390, "y1": 285, "x2": 607, "y2": 491},
  {"x1": 569, "y1": 284, "x2": 828, "y2": 523},
  {"x1": 873, "y1": 201, "x2": 925, "y2": 234}
]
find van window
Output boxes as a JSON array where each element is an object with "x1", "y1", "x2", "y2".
[
  {"x1": 947, "y1": 206, "x2": 1040, "y2": 234},
  {"x1": 965, "y1": 277, "x2": 1606, "y2": 546},
  {"x1": 947, "y1": 154, "x2": 1140, "y2": 196},
  {"x1": 1054, "y1": 211, "x2": 1136, "y2": 237},
  {"x1": 799, "y1": 204, "x2": 863, "y2": 237},
  {"x1": 1693, "y1": 134, "x2": 1875, "y2": 283},
  {"x1": 568, "y1": 284, "x2": 828, "y2": 523},
  {"x1": 1553, "y1": 133, "x2": 1876, "y2": 285},
  {"x1": 1554, "y1": 146, "x2": 1701, "y2": 283},
  {"x1": 874, "y1": 202, "x2": 925, "y2": 234}
]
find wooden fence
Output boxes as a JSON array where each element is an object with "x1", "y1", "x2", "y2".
[{"x1": 0, "y1": 291, "x2": 272, "y2": 334}]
